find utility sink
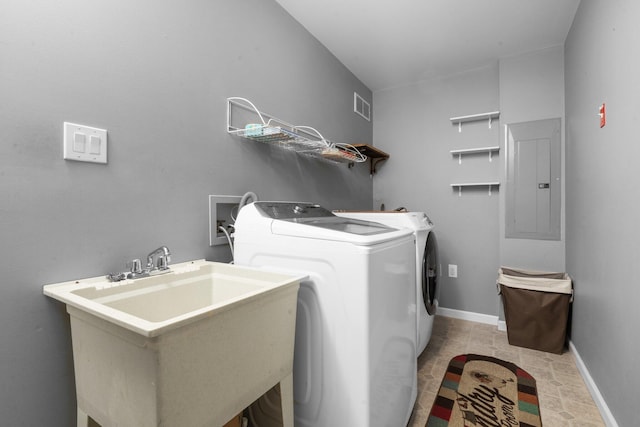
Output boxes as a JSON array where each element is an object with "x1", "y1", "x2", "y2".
[{"x1": 44, "y1": 260, "x2": 304, "y2": 427}]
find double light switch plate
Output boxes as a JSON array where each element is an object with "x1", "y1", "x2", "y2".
[{"x1": 63, "y1": 122, "x2": 108, "y2": 164}]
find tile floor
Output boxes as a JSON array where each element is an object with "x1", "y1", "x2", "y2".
[{"x1": 408, "y1": 316, "x2": 605, "y2": 427}]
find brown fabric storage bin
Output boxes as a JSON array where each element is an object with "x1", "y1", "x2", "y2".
[{"x1": 498, "y1": 267, "x2": 573, "y2": 354}]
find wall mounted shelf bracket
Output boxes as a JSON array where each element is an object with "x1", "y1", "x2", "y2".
[
  {"x1": 350, "y1": 143, "x2": 390, "y2": 176},
  {"x1": 450, "y1": 146, "x2": 500, "y2": 164},
  {"x1": 451, "y1": 182, "x2": 500, "y2": 197},
  {"x1": 450, "y1": 111, "x2": 500, "y2": 132}
]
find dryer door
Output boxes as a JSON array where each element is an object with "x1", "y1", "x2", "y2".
[{"x1": 422, "y1": 231, "x2": 439, "y2": 315}]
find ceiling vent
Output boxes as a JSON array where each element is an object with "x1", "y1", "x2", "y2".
[{"x1": 353, "y1": 92, "x2": 371, "y2": 121}]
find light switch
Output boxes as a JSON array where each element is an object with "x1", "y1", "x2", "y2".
[
  {"x1": 63, "y1": 122, "x2": 107, "y2": 164},
  {"x1": 73, "y1": 132, "x2": 86, "y2": 153},
  {"x1": 89, "y1": 135, "x2": 101, "y2": 155}
]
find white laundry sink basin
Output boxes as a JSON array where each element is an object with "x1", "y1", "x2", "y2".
[
  {"x1": 44, "y1": 259, "x2": 303, "y2": 427},
  {"x1": 45, "y1": 259, "x2": 300, "y2": 337}
]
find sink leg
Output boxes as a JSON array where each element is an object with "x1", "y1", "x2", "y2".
[
  {"x1": 77, "y1": 407, "x2": 89, "y2": 427},
  {"x1": 280, "y1": 372, "x2": 294, "y2": 427}
]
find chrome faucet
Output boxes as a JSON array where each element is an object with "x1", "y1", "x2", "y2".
[
  {"x1": 107, "y1": 246, "x2": 171, "y2": 282},
  {"x1": 146, "y1": 246, "x2": 171, "y2": 272}
]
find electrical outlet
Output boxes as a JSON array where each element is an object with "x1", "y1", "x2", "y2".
[
  {"x1": 448, "y1": 264, "x2": 458, "y2": 278},
  {"x1": 209, "y1": 195, "x2": 242, "y2": 246}
]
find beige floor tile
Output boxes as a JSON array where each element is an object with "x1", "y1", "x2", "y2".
[{"x1": 408, "y1": 316, "x2": 605, "y2": 427}]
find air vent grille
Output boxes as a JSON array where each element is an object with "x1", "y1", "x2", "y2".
[{"x1": 353, "y1": 92, "x2": 371, "y2": 121}]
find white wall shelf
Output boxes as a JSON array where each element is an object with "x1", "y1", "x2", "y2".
[
  {"x1": 450, "y1": 111, "x2": 500, "y2": 132},
  {"x1": 449, "y1": 109, "x2": 500, "y2": 196},
  {"x1": 451, "y1": 182, "x2": 500, "y2": 197},
  {"x1": 450, "y1": 146, "x2": 500, "y2": 164},
  {"x1": 226, "y1": 97, "x2": 367, "y2": 164}
]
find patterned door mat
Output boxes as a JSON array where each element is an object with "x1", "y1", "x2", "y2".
[{"x1": 426, "y1": 354, "x2": 541, "y2": 427}]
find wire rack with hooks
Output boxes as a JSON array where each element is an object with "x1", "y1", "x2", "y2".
[{"x1": 226, "y1": 97, "x2": 367, "y2": 164}]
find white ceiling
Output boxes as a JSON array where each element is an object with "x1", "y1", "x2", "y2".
[{"x1": 275, "y1": 0, "x2": 581, "y2": 92}]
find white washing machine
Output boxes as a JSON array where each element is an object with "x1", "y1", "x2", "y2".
[
  {"x1": 234, "y1": 202, "x2": 417, "y2": 427},
  {"x1": 334, "y1": 210, "x2": 439, "y2": 356}
]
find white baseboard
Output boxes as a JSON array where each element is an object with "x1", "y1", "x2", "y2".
[
  {"x1": 437, "y1": 306, "x2": 618, "y2": 427},
  {"x1": 569, "y1": 341, "x2": 619, "y2": 427},
  {"x1": 437, "y1": 307, "x2": 499, "y2": 326}
]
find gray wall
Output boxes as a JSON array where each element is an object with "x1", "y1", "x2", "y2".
[
  {"x1": 371, "y1": 48, "x2": 567, "y2": 320},
  {"x1": 0, "y1": 1, "x2": 372, "y2": 425},
  {"x1": 499, "y1": 46, "x2": 566, "y2": 272},
  {"x1": 565, "y1": 1, "x2": 640, "y2": 426},
  {"x1": 373, "y1": 65, "x2": 501, "y2": 316}
]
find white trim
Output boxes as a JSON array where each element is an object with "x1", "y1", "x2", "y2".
[
  {"x1": 437, "y1": 307, "x2": 498, "y2": 326},
  {"x1": 569, "y1": 341, "x2": 619, "y2": 427},
  {"x1": 437, "y1": 306, "x2": 618, "y2": 426}
]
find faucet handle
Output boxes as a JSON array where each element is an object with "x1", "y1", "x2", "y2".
[
  {"x1": 128, "y1": 259, "x2": 143, "y2": 274},
  {"x1": 156, "y1": 254, "x2": 170, "y2": 270}
]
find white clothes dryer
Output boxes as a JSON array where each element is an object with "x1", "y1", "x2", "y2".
[
  {"x1": 334, "y1": 210, "x2": 439, "y2": 356},
  {"x1": 234, "y1": 202, "x2": 417, "y2": 427}
]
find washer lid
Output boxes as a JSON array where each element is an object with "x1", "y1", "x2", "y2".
[
  {"x1": 254, "y1": 202, "x2": 333, "y2": 220},
  {"x1": 253, "y1": 202, "x2": 412, "y2": 243},
  {"x1": 334, "y1": 210, "x2": 434, "y2": 231},
  {"x1": 280, "y1": 216, "x2": 393, "y2": 235}
]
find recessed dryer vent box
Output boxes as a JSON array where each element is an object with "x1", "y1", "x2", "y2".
[{"x1": 209, "y1": 195, "x2": 242, "y2": 246}]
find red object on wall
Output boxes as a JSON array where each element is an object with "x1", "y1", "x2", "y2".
[{"x1": 599, "y1": 103, "x2": 606, "y2": 128}]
